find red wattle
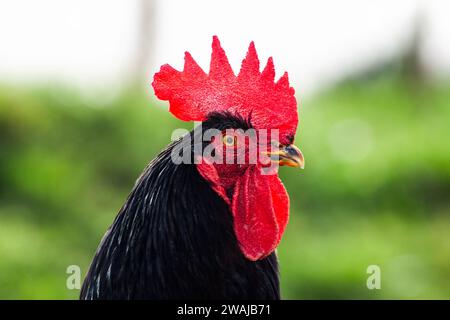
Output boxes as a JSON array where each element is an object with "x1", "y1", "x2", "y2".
[
  {"x1": 231, "y1": 166, "x2": 289, "y2": 261},
  {"x1": 196, "y1": 162, "x2": 289, "y2": 261}
]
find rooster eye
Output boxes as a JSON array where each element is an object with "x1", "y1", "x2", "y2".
[{"x1": 222, "y1": 135, "x2": 236, "y2": 147}]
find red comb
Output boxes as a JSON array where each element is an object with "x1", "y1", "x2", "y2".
[{"x1": 152, "y1": 36, "x2": 298, "y2": 144}]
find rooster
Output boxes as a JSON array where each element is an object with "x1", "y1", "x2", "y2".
[{"x1": 80, "y1": 36, "x2": 304, "y2": 300}]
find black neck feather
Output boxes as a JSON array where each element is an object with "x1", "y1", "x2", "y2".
[{"x1": 80, "y1": 113, "x2": 280, "y2": 299}]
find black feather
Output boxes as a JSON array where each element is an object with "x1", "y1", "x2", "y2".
[{"x1": 80, "y1": 113, "x2": 280, "y2": 300}]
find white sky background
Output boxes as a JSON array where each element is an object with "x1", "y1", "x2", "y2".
[{"x1": 0, "y1": 0, "x2": 449, "y2": 96}]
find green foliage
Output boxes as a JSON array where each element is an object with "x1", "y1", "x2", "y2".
[{"x1": 0, "y1": 74, "x2": 449, "y2": 299}]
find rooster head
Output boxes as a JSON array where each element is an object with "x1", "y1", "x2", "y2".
[{"x1": 152, "y1": 36, "x2": 304, "y2": 261}]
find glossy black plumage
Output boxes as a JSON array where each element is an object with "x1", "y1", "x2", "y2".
[{"x1": 80, "y1": 113, "x2": 280, "y2": 300}]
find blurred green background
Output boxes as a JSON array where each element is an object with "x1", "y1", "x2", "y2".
[{"x1": 1, "y1": 63, "x2": 449, "y2": 299}]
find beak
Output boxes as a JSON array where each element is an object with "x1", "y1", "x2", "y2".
[{"x1": 265, "y1": 144, "x2": 305, "y2": 169}]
